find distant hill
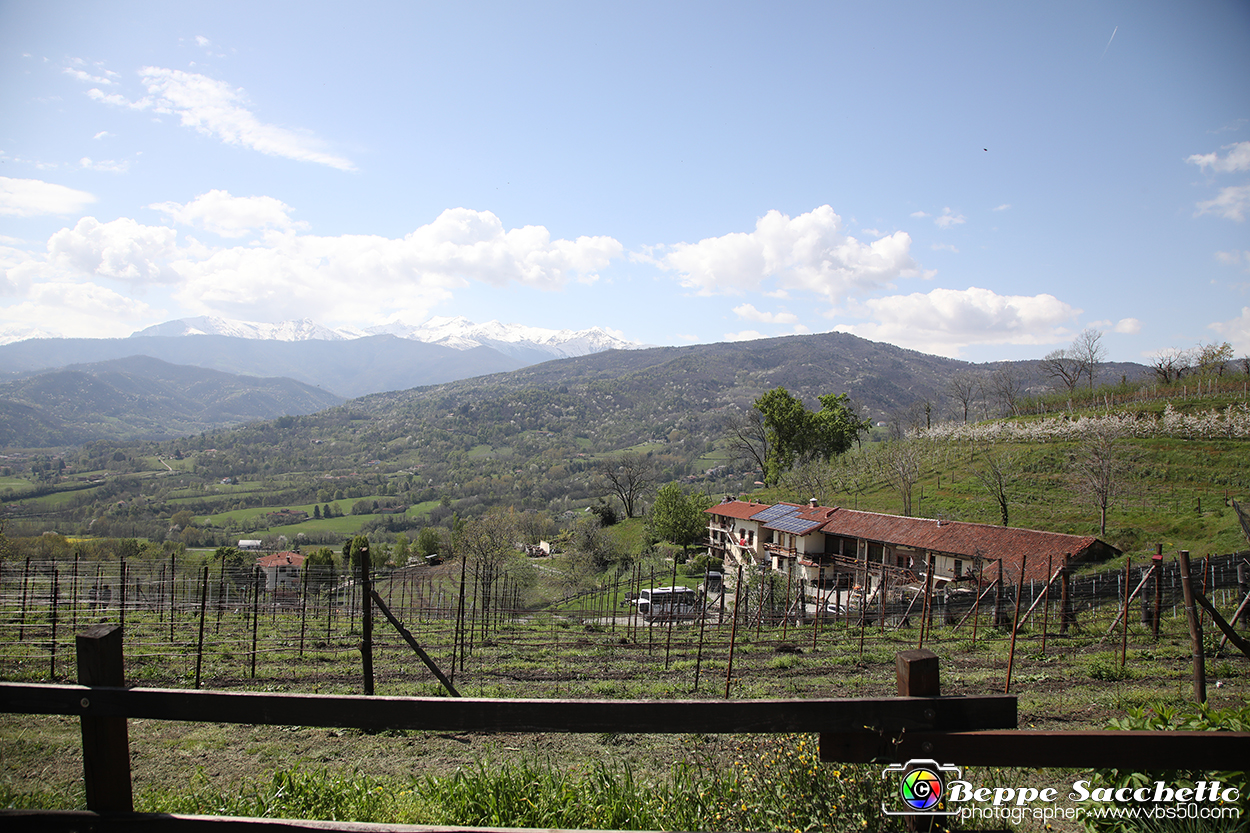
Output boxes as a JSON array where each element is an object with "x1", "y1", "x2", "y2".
[
  {"x1": 0, "y1": 334, "x2": 525, "y2": 398},
  {"x1": 0, "y1": 355, "x2": 345, "y2": 446},
  {"x1": 359, "y1": 330, "x2": 1151, "y2": 428}
]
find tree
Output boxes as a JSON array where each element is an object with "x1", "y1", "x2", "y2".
[
  {"x1": 455, "y1": 510, "x2": 523, "y2": 638},
  {"x1": 648, "y1": 483, "x2": 713, "y2": 558},
  {"x1": 989, "y1": 367, "x2": 1025, "y2": 417},
  {"x1": 303, "y1": 547, "x2": 336, "y2": 590},
  {"x1": 415, "y1": 526, "x2": 443, "y2": 558},
  {"x1": 1149, "y1": 347, "x2": 1193, "y2": 385},
  {"x1": 1072, "y1": 328, "x2": 1106, "y2": 390},
  {"x1": 214, "y1": 545, "x2": 251, "y2": 588},
  {"x1": 597, "y1": 452, "x2": 656, "y2": 518},
  {"x1": 1196, "y1": 340, "x2": 1234, "y2": 379},
  {"x1": 972, "y1": 446, "x2": 1019, "y2": 527},
  {"x1": 722, "y1": 407, "x2": 768, "y2": 475},
  {"x1": 1038, "y1": 348, "x2": 1084, "y2": 395},
  {"x1": 946, "y1": 372, "x2": 982, "y2": 424},
  {"x1": 875, "y1": 441, "x2": 926, "y2": 517},
  {"x1": 754, "y1": 387, "x2": 865, "y2": 484},
  {"x1": 1068, "y1": 423, "x2": 1134, "y2": 536}
]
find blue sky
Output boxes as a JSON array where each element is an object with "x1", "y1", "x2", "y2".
[{"x1": 1, "y1": 1, "x2": 1248, "y2": 363}]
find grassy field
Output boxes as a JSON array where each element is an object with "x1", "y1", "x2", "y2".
[{"x1": 1, "y1": 552, "x2": 1248, "y2": 831}]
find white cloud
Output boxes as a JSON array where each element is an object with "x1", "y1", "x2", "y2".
[
  {"x1": 1196, "y1": 185, "x2": 1250, "y2": 221},
  {"x1": 732, "y1": 303, "x2": 798, "y2": 324},
  {"x1": 64, "y1": 67, "x2": 115, "y2": 86},
  {"x1": 1186, "y1": 141, "x2": 1250, "y2": 174},
  {"x1": 1209, "y1": 307, "x2": 1250, "y2": 352},
  {"x1": 1216, "y1": 250, "x2": 1250, "y2": 272},
  {"x1": 833, "y1": 286, "x2": 1080, "y2": 357},
  {"x1": 934, "y1": 207, "x2": 966, "y2": 229},
  {"x1": 88, "y1": 67, "x2": 357, "y2": 171},
  {"x1": 993, "y1": 203, "x2": 1011, "y2": 212},
  {"x1": 724, "y1": 329, "x2": 767, "y2": 342},
  {"x1": 930, "y1": 243, "x2": 959, "y2": 253},
  {"x1": 910, "y1": 210, "x2": 929, "y2": 218},
  {"x1": 0, "y1": 176, "x2": 96, "y2": 217},
  {"x1": 79, "y1": 157, "x2": 129, "y2": 173},
  {"x1": 0, "y1": 281, "x2": 157, "y2": 339},
  {"x1": 93, "y1": 131, "x2": 113, "y2": 140},
  {"x1": 660, "y1": 205, "x2": 918, "y2": 306},
  {"x1": 9, "y1": 206, "x2": 622, "y2": 332},
  {"x1": 48, "y1": 216, "x2": 180, "y2": 284},
  {"x1": 195, "y1": 36, "x2": 211, "y2": 48},
  {"x1": 1113, "y1": 317, "x2": 1142, "y2": 334},
  {"x1": 167, "y1": 207, "x2": 622, "y2": 324},
  {"x1": 150, "y1": 190, "x2": 307, "y2": 238}
]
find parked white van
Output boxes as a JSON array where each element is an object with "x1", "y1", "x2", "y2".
[{"x1": 636, "y1": 586, "x2": 698, "y2": 622}]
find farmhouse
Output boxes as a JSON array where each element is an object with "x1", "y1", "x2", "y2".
[
  {"x1": 706, "y1": 498, "x2": 1119, "y2": 596},
  {"x1": 257, "y1": 551, "x2": 305, "y2": 592}
]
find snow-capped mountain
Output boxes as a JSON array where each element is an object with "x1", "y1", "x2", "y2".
[
  {"x1": 131, "y1": 316, "x2": 361, "y2": 342},
  {"x1": 127, "y1": 315, "x2": 639, "y2": 360},
  {"x1": 365, "y1": 316, "x2": 637, "y2": 359},
  {"x1": 0, "y1": 325, "x2": 66, "y2": 346}
]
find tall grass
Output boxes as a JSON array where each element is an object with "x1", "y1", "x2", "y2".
[{"x1": 130, "y1": 734, "x2": 906, "y2": 832}]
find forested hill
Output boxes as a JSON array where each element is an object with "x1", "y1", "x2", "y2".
[
  {"x1": 356, "y1": 330, "x2": 1148, "y2": 429},
  {"x1": 0, "y1": 356, "x2": 344, "y2": 446}
]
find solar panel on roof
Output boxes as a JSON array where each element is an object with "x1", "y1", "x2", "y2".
[
  {"x1": 770, "y1": 516, "x2": 822, "y2": 534},
  {"x1": 750, "y1": 504, "x2": 799, "y2": 522}
]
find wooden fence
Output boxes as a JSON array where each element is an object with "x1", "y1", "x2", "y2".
[{"x1": 1, "y1": 623, "x2": 1248, "y2": 832}]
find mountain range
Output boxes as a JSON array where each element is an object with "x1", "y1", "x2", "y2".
[
  {"x1": 0, "y1": 321, "x2": 1153, "y2": 449},
  {"x1": 0, "y1": 355, "x2": 343, "y2": 447}
]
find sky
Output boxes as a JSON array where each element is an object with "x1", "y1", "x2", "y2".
[{"x1": 1, "y1": 1, "x2": 1248, "y2": 364}]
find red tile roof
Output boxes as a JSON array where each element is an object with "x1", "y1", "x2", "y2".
[
  {"x1": 707, "y1": 499, "x2": 778, "y2": 520},
  {"x1": 257, "y1": 551, "x2": 305, "y2": 568}
]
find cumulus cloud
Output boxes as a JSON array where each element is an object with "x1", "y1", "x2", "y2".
[
  {"x1": 1196, "y1": 185, "x2": 1250, "y2": 222},
  {"x1": 48, "y1": 216, "x2": 180, "y2": 283},
  {"x1": 933, "y1": 207, "x2": 966, "y2": 228},
  {"x1": 7, "y1": 205, "x2": 624, "y2": 333},
  {"x1": 993, "y1": 204, "x2": 1011, "y2": 212},
  {"x1": 724, "y1": 329, "x2": 767, "y2": 342},
  {"x1": 1209, "y1": 307, "x2": 1250, "y2": 352},
  {"x1": 1187, "y1": 141, "x2": 1250, "y2": 174},
  {"x1": 88, "y1": 67, "x2": 356, "y2": 171},
  {"x1": 732, "y1": 303, "x2": 798, "y2": 324},
  {"x1": 0, "y1": 281, "x2": 157, "y2": 340},
  {"x1": 931, "y1": 243, "x2": 959, "y2": 253},
  {"x1": 1113, "y1": 317, "x2": 1141, "y2": 334},
  {"x1": 659, "y1": 205, "x2": 918, "y2": 307},
  {"x1": 833, "y1": 286, "x2": 1080, "y2": 357},
  {"x1": 910, "y1": 210, "x2": 930, "y2": 218},
  {"x1": 150, "y1": 190, "x2": 307, "y2": 238},
  {"x1": 163, "y1": 207, "x2": 622, "y2": 324},
  {"x1": 0, "y1": 177, "x2": 96, "y2": 217}
]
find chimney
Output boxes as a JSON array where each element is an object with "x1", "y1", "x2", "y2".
[{"x1": 809, "y1": 497, "x2": 818, "y2": 508}]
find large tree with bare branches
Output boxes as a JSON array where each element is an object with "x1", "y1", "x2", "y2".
[{"x1": 596, "y1": 452, "x2": 656, "y2": 518}]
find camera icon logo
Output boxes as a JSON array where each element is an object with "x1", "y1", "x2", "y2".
[{"x1": 882, "y1": 759, "x2": 962, "y2": 816}]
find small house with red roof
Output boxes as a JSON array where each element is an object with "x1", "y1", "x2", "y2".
[{"x1": 257, "y1": 551, "x2": 306, "y2": 592}]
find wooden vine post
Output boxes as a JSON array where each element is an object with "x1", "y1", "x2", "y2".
[{"x1": 1177, "y1": 550, "x2": 1206, "y2": 704}]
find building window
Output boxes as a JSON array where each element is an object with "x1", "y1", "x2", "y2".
[{"x1": 954, "y1": 559, "x2": 963, "y2": 577}]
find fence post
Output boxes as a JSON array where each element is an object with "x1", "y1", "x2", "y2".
[
  {"x1": 359, "y1": 541, "x2": 374, "y2": 696},
  {"x1": 1059, "y1": 554, "x2": 1072, "y2": 635},
  {"x1": 896, "y1": 648, "x2": 940, "y2": 696},
  {"x1": 1177, "y1": 551, "x2": 1206, "y2": 704},
  {"x1": 77, "y1": 624, "x2": 133, "y2": 812}
]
